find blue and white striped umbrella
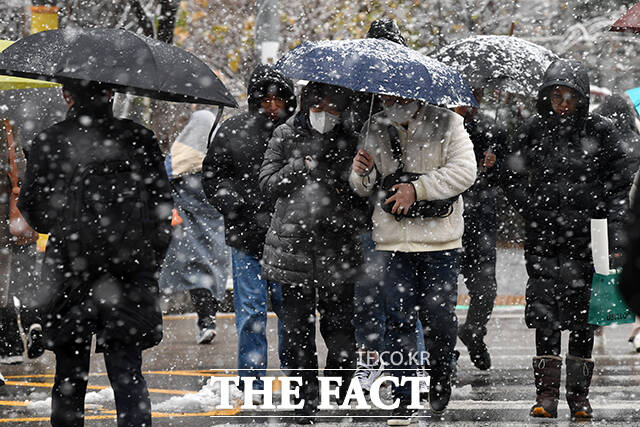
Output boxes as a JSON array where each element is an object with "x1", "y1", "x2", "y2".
[{"x1": 275, "y1": 38, "x2": 477, "y2": 108}]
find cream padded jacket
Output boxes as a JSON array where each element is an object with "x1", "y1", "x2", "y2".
[{"x1": 349, "y1": 104, "x2": 477, "y2": 252}]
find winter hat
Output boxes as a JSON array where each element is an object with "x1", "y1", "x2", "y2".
[
  {"x1": 247, "y1": 65, "x2": 297, "y2": 117},
  {"x1": 300, "y1": 82, "x2": 351, "y2": 113},
  {"x1": 366, "y1": 18, "x2": 407, "y2": 46}
]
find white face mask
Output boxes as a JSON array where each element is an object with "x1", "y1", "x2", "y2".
[
  {"x1": 384, "y1": 101, "x2": 419, "y2": 124},
  {"x1": 309, "y1": 110, "x2": 340, "y2": 134}
]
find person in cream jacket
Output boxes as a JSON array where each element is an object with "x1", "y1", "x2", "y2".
[{"x1": 349, "y1": 95, "x2": 476, "y2": 419}]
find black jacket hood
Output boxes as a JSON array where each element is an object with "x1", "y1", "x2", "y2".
[
  {"x1": 366, "y1": 18, "x2": 407, "y2": 46},
  {"x1": 594, "y1": 94, "x2": 639, "y2": 136},
  {"x1": 537, "y1": 59, "x2": 590, "y2": 121},
  {"x1": 247, "y1": 65, "x2": 297, "y2": 119}
]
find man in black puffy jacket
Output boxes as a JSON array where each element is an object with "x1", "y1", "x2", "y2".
[
  {"x1": 202, "y1": 65, "x2": 296, "y2": 394},
  {"x1": 260, "y1": 82, "x2": 365, "y2": 421},
  {"x1": 503, "y1": 59, "x2": 632, "y2": 420}
]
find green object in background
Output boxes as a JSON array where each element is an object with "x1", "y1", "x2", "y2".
[
  {"x1": 0, "y1": 40, "x2": 60, "y2": 91},
  {"x1": 588, "y1": 271, "x2": 636, "y2": 326}
]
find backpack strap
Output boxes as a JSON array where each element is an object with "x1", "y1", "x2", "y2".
[{"x1": 387, "y1": 125, "x2": 404, "y2": 171}]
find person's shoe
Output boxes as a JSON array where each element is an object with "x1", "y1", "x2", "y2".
[
  {"x1": 566, "y1": 355, "x2": 594, "y2": 420},
  {"x1": 196, "y1": 316, "x2": 217, "y2": 345},
  {"x1": 416, "y1": 367, "x2": 429, "y2": 401},
  {"x1": 0, "y1": 372, "x2": 5, "y2": 387},
  {"x1": 292, "y1": 404, "x2": 318, "y2": 424},
  {"x1": 429, "y1": 376, "x2": 452, "y2": 415},
  {"x1": 530, "y1": 356, "x2": 562, "y2": 418},
  {"x1": 354, "y1": 359, "x2": 385, "y2": 393},
  {"x1": 630, "y1": 334, "x2": 640, "y2": 353},
  {"x1": 458, "y1": 327, "x2": 491, "y2": 370},
  {"x1": 27, "y1": 324, "x2": 45, "y2": 359},
  {"x1": 387, "y1": 398, "x2": 417, "y2": 425}
]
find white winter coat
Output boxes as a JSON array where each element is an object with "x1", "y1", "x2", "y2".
[{"x1": 349, "y1": 104, "x2": 477, "y2": 252}]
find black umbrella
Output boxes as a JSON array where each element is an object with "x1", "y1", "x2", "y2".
[
  {"x1": 0, "y1": 27, "x2": 237, "y2": 108},
  {"x1": 434, "y1": 35, "x2": 558, "y2": 97}
]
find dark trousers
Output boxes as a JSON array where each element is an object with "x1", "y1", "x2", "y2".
[
  {"x1": 51, "y1": 343, "x2": 151, "y2": 427},
  {"x1": 189, "y1": 288, "x2": 218, "y2": 328},
  {"x1": 280, "y1": 281, "x2": 355, "y2": 407},
  {"x1": 383, "y1": 250, "x2": 460, "y2": 398},
  {"x1": 461, "y1": 192, "x2": 498, "y2": 339},
  {"x1": 536, "y1": 328, "x2": 595, "y2": 358}
]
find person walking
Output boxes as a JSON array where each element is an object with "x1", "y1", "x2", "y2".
[
  {"x1": 593, "y1": 94, "x2": 640, "y2": 350},
  {"x1": 456, "y1": 89, "x2": 508, "y2": 371},
  {"x1": 503, "y1": 59, "x2": 632, "y2": 420},
  {"x1": 260, "y1": 82, "x2": 365, "y2": 421},
  {"x1": 19, "y1": 82, "x2": 172, "y2": 427},
  {"x1": 350, "y1": 95, "x2": 477, "y2": 424},
  {"x1": 347, "y1": 18, "x2": 431, "y2": 393},
  {"x1": 202, "y1": 65, "x2": 296, "y2": 394},
  {"x1": 0, "y1": 118, "x2": 42, "y2": 363},
  {"x1": 160, "y1": 109, "x2": 230, "y2": 345}
]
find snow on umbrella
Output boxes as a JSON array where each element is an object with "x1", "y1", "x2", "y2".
[
  {"x1": 435, "y1": 35, "x2": 558, "y2": 97},
  {"x1": 0, "y1": 27, "x2": 237, "y2": 107},
  {"x1": 0, "y1": 40, "x2": 60, "y2": 91},
  {"x1": 275, "y1": 38, "x2": 477, "y2": 107},
  {"x1": 610, "y1": 2, "x2": 640, "y2": 33}
]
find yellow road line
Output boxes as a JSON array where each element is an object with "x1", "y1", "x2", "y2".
[
  {"x1": 163, "y1": 312, "x2": 277, "y2": 320},
  {"x1": 0, "y1": 408, "x2": 241, "y2": 423},
  {"x1": 0, "y1": 401, "x2": 29, "y2": 407},
  {"x1": 4, "y1": 381, "x2": 195, "y2": 395},
  {"x1": 5, "y1": 370, "x2": 241, "y2": 379}
]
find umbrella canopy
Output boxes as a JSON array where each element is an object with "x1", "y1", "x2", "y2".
[
  {"x1": 275, "y1": 38, "x2": 477, "y2": 107},
  {"x1": 626, "y1": 87, "x2": 640, "y2": 117},
  {"x1": 0, "y1": 40, "x2": 60, "y2": 91},
  {"x1": 611, "y1": 3, "x2": 640, "y2": 33},
  {"x1": 435, "y1": 35, "x2": 558, "y2": 97},
  {"x1": 0, "y1": 27, "x2": 237, "y2": 107}
]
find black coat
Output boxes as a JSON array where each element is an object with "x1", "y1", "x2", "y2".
[
  {"x1": 202, "y1": 65, "x2": 296, "y2": 258},
  {"x1": 621, "y1": 181, "x2": 640, "y2": 316},
  {"x1": 503, "y1": 59, "x2": 633, "y2": 330},
  {"x1": 463, "y1": 115, "x2": 507, "y2": 210},
  {"x1": 259, "y1": 112, "x2": 366, "y2": 286},
  {"x1": 19, "y1": 104, "x2": 172, "y2": 351}
]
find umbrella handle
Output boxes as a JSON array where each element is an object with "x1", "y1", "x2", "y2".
[
  {"x1": 364, "y1": 93, "x2": 375, "y2": 149},
  {"x1": 207, "y1": 106, "x2": 225, "y2": 149}
]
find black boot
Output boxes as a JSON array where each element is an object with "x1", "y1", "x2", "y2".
[
  {"x1": 530, "y1": 356, "x2": 562, "y2": 418},
  {"x1": 429, "y1": 375, "x2": 452, "y2": 415},
  {"x1": 566, "y1": 355, "x2": 594, "y2": 420},
  {"x1": 458, "y1": 326, "x2": 491, "y2": 370}
]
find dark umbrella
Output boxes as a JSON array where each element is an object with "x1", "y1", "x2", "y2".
[
  {"x1": 610, "y1": 2, "x2": 640, "y2": 33},
  {"x1": 0, "y1": 27, "x2": 237, "y2": 108},
  {"x1": 434, "y1": 35, "x2": 558, "y2": 97},
  {"x1": 275, "y1": 38, "x2": 477, "y2": 107}
]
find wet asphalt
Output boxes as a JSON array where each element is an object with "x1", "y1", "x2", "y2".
[{"x1": 0, "y1": 248, "x2": 638, "y2": 426}]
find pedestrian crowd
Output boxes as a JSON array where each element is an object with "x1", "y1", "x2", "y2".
[{"x1": 1, "y1": 18, "x2": 640, "y2": 427}]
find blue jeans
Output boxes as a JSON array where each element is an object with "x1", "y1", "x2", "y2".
[
  {"x1": 353, "y1": 233, "x2": 387, "y2": 353},
  {"x1": 353, "y1": 233, "x2": 426, "y2": 358},
  {"x1": 382, "y1": 250, "x2": 460, "y2": 398},
  {"x1": 231, "y1": 248, "x2": 286, "y2": 390}
]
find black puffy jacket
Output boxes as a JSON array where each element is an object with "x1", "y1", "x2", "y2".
[
  {"x1": 503, "y1": 59, "x2": 633, "y2": 330},
  {"x1": 202, "y1": 65, "x2": 296, "y2": 257},
  {"x1": 259, "y1": 112, "x2": 366, "y2": 286}
]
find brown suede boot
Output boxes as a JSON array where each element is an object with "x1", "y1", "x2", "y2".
[
  {"x1": 566, "y1": 355, "x2": 594, "y2": 420},
  {"x1": 530, "y1": 356, "x2": 562, "y2": 418}
]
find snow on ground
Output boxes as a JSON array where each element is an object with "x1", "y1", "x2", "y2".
[
  {"x1": 152, "y1": 376, "x2": 243, "y2": 412},
  {"x1": 26, "y1": 388, "x2": 114, "y2": 416}
]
